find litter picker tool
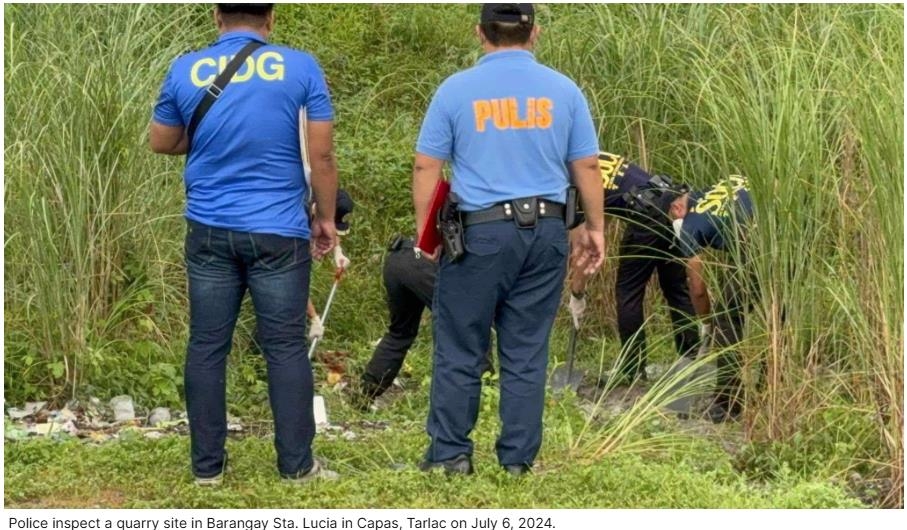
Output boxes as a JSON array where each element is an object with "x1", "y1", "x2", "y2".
[
  {"x1": 309, "y1": 249, "x2": 346, "y2": 429},
  {"x1": 308, "y1": 260, "x2": 344, "y2": 360}
]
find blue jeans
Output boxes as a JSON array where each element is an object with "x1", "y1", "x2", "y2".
[
  {"x1": 425, "y1": 218, "x2": 568, "y2": 467},
  {"x1": 184, "y1": 220, "x2": 314, "y2": 478}
]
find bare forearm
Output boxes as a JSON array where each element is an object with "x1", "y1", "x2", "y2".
[
  {"x1": 691, "y1": 289, "x2": 711, "y2": 317},
  {"x1": 310, "y1": 154, "x2": 338, "y2": 221},
  {"x1": 571, "y1": 156, "x2": 605, "y2": 232},
  {"x1": 686, "y1": 256, "x2": 711, "y2": 317},
  {"x1": 412, "y1": 155, "x2": 443, "y2": 236}
]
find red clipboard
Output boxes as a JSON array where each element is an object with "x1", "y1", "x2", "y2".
[{"x1": 415, "y1": 179, "x2": 450, "y2": 256}]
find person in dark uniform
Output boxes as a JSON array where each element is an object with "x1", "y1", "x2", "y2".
[
  {"x1": 353, "y1": 236, "x2": 494, "y2": 411},
  {"x1": 412, "y1": 4, "x2": 605, "y2": 476},
  {"x1": 668, "y1": 175, "x2": 755, "y2": 422},
  {"x1": 568, "y1": 152, "x2": 700, "y2": 385}
]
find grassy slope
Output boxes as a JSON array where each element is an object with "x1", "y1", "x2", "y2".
[
  {"x1": 3, "y1": 388, "x2": 860, "y2": 508},
  {"x1": 3, "y1": 3, "x2": 901, "y2": 508}
]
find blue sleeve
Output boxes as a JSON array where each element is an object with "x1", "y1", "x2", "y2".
[
  {"x1": 152, "y1": 68, "x2": 184, "y2": 127},
  {"x1": 678, "y1": 215, "x2": 708, "y2": 258},
  {"x1": 566, "y1": 86, "x2": 599, "y2": 162},
  {"x1": 415, "y1": 85, "x2": 453, "y2": 161},
  {"x1": 303, "y1": 56, "x2": 333, "y2": 121}
]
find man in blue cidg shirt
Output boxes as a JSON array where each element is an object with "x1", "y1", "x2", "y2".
[
  {"x1": 412, "y1": 3, "x2": 606, "y2": 476},
  {"x1": 150, "y1": 4, "x2": 339, "y2": 485}
]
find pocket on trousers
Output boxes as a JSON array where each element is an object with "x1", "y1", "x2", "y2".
[
  {"x1": 545, "y1": 228, "x2": 569, "y2": 263},
  {"x1": 251, "y1": 233, "x2": 299, "y2": 271},
  {"x1": 466, "y1": 232, "x2": 502, "y2": 257},
  {"x1": 185, "y1": 224, "x2": 214, "y2": 267},
  {"x1": 457, "y1": 229, "x2": 503, "y2": 271}
]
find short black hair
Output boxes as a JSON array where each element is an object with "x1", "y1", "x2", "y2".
[
  {"x1": 216, "y1": 4, "x2": 274, "y2": 27},
  {"x1": 480, "y1": 21, "x2": 533, "y2": 46},
  {"x1": 480, "y1": 4, "x2": 533, "y2": 46}
]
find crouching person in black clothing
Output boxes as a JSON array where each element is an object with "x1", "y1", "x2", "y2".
[
  {"x1": 353, "y1": 236, "x2": 492, "y2": 410},
  {"x1": 569, "y1": 152, "x2": 700, "y2": 385}
]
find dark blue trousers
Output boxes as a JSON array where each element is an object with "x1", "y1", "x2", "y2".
[
  {"x1": 425, "y1": 218, "x2": 568, "y2": 467},
  {"x1": 184, "y1": 220, "x2": 315, "y2": 478}
]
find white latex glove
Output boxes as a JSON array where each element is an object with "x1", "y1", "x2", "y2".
[
  {"x1": 697, "y1": 322, "x2": 712, "y2": 357},
  {"x1": 568, "y1": 292, "x2": 587, "y2": 330},
  {"x1": 333, "y1": 245, "x2": 350, "y2": 271},
  {"x1": 308, "y1": 314, "x2": 325, "y2": 341}
]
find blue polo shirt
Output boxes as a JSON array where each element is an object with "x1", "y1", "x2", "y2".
[
  {"x1": 153, "y1": 31, "x2": 333, "y2": 238},
  {"x1": 677, "y1": 176, "x2": 754, "y2": 257},
  {"x1": 416, "y1": 50, "x2": 599, "y2": 212}
]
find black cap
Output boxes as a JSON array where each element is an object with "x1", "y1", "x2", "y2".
[
  {"x1": 481, "y1": 4, "x2": 534, "y2": 25},
  {"x1": 217, "y1": 4, "x2": 274, "y2": 16},
  {"x1": 335, "y1": 189, "x2": 354, "y2": 233}
]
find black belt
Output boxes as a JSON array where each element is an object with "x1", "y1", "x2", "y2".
[
  {"x1": 387, "y1": 234, "x2": 415, "y2": 251},
  {"x1": 462, "y1": 199, "x2": 565, "y2": 227}
]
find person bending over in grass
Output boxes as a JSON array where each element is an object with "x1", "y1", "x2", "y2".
[
  {"x1": 568, "y1": 152, "x2": 701, "y2": 388},
  {"x1": 349, "y1": 234, "x2": 494, "y2": 412},
  {"x1": 667, "y1": 175, "x2": 754, "y2": 423}
]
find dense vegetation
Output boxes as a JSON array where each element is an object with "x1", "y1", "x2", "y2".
[{"x1": 4, "y1": 4, "x2": 903, "y2": 507}]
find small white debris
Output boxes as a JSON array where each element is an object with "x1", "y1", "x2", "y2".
[
  {"x1": 313, "y1": 395, "x2": 329, "y2": 431},
  {"x1": 51, "y1": 407, "x2": 78, "y2": 423},
  {"x1": 109, "y1": 395, "x2": 135, "y2": 422},
  {"x1": 148, "y1": 407, "x2": 171, "y2": 427}
]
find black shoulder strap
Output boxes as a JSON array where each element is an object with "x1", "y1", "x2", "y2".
[{"x1": 186, "y1": 40, "x2": 265, "y2": 153}]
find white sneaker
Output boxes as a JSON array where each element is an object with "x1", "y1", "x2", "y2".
[
  {"x1": 283, "y1": 459, "x2": 339, "y2": 483},
  {"x1": 194, "y1": 473, "x2": 223, "y2": 487}
]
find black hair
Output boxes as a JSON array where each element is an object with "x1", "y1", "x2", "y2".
[
  {"x1": 480, "y1": 21, "x2": 533, "y2": 46},
  {"x1": 216, "y1": 4, "x2": 274, "y2": 27}
]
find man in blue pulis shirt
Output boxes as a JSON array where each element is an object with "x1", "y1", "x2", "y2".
[{"x1": 412, "y1": 3, "x2": 606, "y2": 476}]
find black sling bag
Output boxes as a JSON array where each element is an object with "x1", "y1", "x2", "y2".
[{"x1": 186, "y1": 40, "x2": 265, "y2": 153}]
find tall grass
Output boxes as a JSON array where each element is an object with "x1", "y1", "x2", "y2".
[
  {"x1": 3, "y1": 4, "x2": 902, "y2": 506},
  {"x1": 3, "y1": 4, "x2": 207, "y2": 401},
  {"x1": 546, "y1": 4, "x2": 903, "y2": 505}
]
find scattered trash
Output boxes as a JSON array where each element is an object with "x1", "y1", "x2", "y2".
[
  {"x1": 23, "y1": 419, "x2": 78, "y2": 438},
  {"x1": 51, "y1": 408, "x2": 78, "y2": 424},
  {"x1": 313, "y1": 396, "x2": 328, "y2": 430},
  {"x1": 148, "y1": 407, "x2": 171, "y2": 427},
  {"x1": 144, "y1": 431, "x2": 165, "y2": 440},
  {"x1": 226, "y1": 414, "x2": 244, "y2": 433},
  {"x1": 109, "y1": 395, "x2": 135, "y2": 422},
  {"x1": 7, "y1": 401, "x2": 47, "y2": 420},
  {"x1": 342, "y1": 430, "x2": 357, "y2": 441}
]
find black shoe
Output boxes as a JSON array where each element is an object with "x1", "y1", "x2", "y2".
[
  {"x1": 503, "y1": 464, "x2": 531, "y2": 476},
  {"x1": 418, "y1": 454, "x2": 473, "y2": 475},
  {"x1": 596, "y1": 370, "x2": 646, "y2": 389},
  {"x1": 348, "y1": 379, "x2": 380, "y2": 412},
  {"x1": 706, "y1": 401, "x2": 742, "y2": 424}
]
